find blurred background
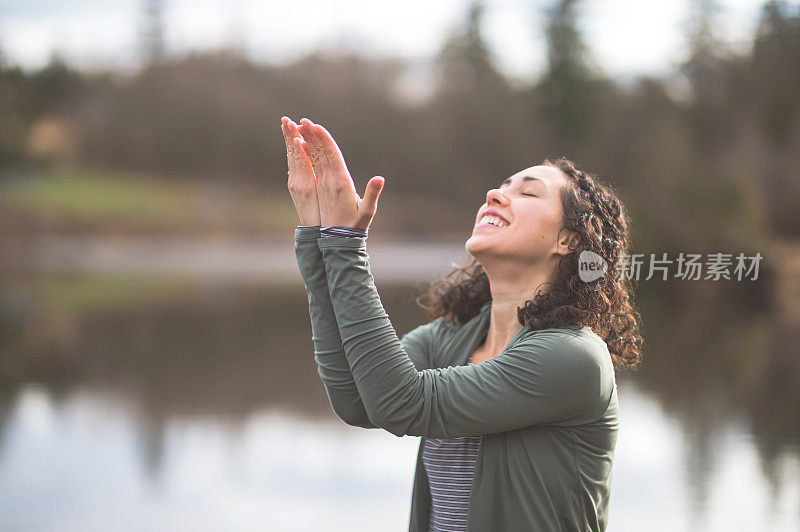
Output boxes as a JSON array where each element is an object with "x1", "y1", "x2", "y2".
[{"x1": 1, "y1": 0, "x2": 799, "y2": 530}]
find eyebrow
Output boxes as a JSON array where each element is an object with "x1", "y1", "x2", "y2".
[{"x1": 501, "y1": 175, "x2": 547, "y2": 186}]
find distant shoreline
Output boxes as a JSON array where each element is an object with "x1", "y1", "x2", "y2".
[{"x1": 0, "y1": 233, "x2": 472, "y2": 283}]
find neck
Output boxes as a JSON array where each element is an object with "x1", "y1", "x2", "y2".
[{"x1": 478, "y1": 256, "x2": 557, "y2": 355}]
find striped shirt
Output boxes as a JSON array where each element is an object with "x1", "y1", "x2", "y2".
[{"x1": 422, "y1": 354, "x2": 483, "y2": 532}]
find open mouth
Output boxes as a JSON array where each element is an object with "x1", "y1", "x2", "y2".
[{"x1": 477, "y1": 215, "x2": 509, "y2": 229}]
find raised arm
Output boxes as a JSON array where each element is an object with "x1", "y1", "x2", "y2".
[
  {"x1": 283, "y1": 115, "x2": 372, "y2": 427},
  {"x1": 285, "y1": 116, "x2": 435, "y2": 428},
  {"x1": 294, "y1": 225, "x2": 434, "y2": 427},
  {"x1": 318, "y1": 235, "x2": 616, "y2": 439},
  {"x1": 294, "y1": 225, "x2": 375, "y2": 427}
]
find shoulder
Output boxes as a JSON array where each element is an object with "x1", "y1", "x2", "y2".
[
  {"x1": 513, "y1": 326, "x2": 616, "y2": 424},
  {"x1": 519, "y1": 326, "x2": 609, "y2": 361},
  {"x1": 515, "y1": 326, "x2": 615, "y2": 388}
]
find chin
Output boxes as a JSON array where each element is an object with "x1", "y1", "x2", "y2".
[{"x1": 465, "y1": 233, "x2": 492, "y2": 256}]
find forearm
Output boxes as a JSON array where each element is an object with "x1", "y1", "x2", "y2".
[
  {"x1": 317, "y1": 235, "x2": 426, "y2": 435},
  {"x1": 294, "y1": 225, "x2": 375, "y2": 428}
]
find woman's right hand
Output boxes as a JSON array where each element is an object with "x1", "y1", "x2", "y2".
[{"x1": 281, "y1": 116, "x2": 320, "y2": 226}]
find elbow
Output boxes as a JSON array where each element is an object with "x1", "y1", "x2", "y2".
[
  {"x1": 364, "y1": 407, "x2": 411, "y2": 438},
  {"x1": 336, "y1": 410, "x2": 377, "y2": 429},
  {"x1": 362, "y1": 387, "x2": 424, "y2": 437},
  {"x1": 329, "y1": 402, "x2": 377, "y2": 429}
]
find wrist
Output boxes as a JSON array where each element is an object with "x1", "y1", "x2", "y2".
[
  {"x1": 298, "y1": 218, "x2": 321, "y2": 226},
  {"x1": 321, "y1": 225, "x2": 368, "y2": 239},
  {"x1": 295, "y1": 225, "x2": 321, "y2": 241}
]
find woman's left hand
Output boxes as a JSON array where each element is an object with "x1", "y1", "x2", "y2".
[{"x1": 297, "y1": 117, "x2": 385, "y2": 231}]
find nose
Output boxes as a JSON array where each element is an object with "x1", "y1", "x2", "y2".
[{"x1": 485, "y1": 187, "x2": 508, "y2": 207}]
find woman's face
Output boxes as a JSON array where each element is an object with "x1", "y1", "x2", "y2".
[{"x1": 465, "y1": 165, "x2": 574, "y2": 264}]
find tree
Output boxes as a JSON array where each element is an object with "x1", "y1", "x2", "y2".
[
  {"x1": 140, "y1": 0, "x2": 166, "y2": 64},
  {"x1": 429, "y1": 1, "x2": 534, "y2": 205},
  {"x1": 534, "y1": 0, "x2": 600, "y2": 148}
]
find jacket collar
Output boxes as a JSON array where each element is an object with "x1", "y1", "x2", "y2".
[{"x1": 456, "y1": 300, "x2": 532, "y2": 365}]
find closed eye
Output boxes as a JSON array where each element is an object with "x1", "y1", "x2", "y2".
[{"x1": 521, "y1": 193, "x2": 537, "y2": 197}]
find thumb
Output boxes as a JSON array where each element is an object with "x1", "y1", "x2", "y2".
[{"x1": 361, "y1": 176, "x2": 385, "y2": 215}]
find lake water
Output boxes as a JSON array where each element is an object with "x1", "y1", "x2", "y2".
[{"x1": 1, "y1": 240, "x2": 798, "y2": 531}]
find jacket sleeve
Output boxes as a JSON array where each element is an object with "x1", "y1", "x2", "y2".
[
  {"x1": 293, "y1": 227, "x2": 432, "y2": 429},
  {"x1": 317, "y1": 235, "x2": 616, "y2": 439}
]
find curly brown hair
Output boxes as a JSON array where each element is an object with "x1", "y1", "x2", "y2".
[{"x1": 414, "y1": 157, "x2": 644, "y2": 372}]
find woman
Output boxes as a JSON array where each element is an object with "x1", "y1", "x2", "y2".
[{"x1": 282, "y1": 115, "x2": 644, "y2": 531}]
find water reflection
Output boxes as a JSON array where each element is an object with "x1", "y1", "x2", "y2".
[
  {"x1": 627, "y1": 275, "x2": 800, "y2": 524},
  {"x1": 0, "y1": 271, "x2": 798, "y2": 530},
  {"x1": 0, "y1": 385, "x2": 421, "y2": 531}
]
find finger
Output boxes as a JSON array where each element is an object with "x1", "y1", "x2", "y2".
[
  {"x1": 302, "y1": 119, "x2": 332, "y2": 182},
  {"x1": 298, "y1": 121, "x2": 324, "y2": 179},
  {"x1": 298, "y1": 122, "x2": 319, "y2": 149},
  {"x1": 281, "y1": 123, "x2": 293, "y2": 152},
  {"x1": 360, "y1": 176, "x2": 385, "y2": 218},
  {"x1": 281, "y1": 118, "x2": 298, "y2": 152},
  {"x1": 284, "y1": 117, "x2": 300, "y2": 138},
  {"x1": 286, "y1": 118, "x2": 305, "y2": 143},
  {"x1": 282, "y1": 125, "x2": 304, "y2": 176},
  {"x1": 315, "y1": 123, "x2": 349, "y2": 177},
  {"x1": 293, "y1": 137, "x2": 316, "y2": 181},
  {"x1": 299, "y1": 141, "x2": 312, "y2": 161},
  {"x1": 298, "y1": 118, "x2": 322, "y2": 149},
  {"x1": 298, "y1": 118, "x2": 324, "y2": 180},
  {"x1": 282, "y1": 126, "x2": 307, "y2": 184},
  {"x1": 285, "y1": 119, "x2": 315, "y2": 178},
  {"x1": 295, "y1": 132, "x2": 314, "y2": 165}
]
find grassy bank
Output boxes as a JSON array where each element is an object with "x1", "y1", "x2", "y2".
[
  {"x1": 0, "y1": 165, "x2": 298, "y2": 236},
  {"x1": 0, "y1": 165, "x2": 467, "y2": 236}
]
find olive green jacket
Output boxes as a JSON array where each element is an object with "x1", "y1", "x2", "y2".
[{"x1": 293, "y1": 227, "x2": 619, "y2": 531}]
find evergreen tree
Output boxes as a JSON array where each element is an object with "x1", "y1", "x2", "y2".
[{"x1": 535, "y1": 0, "x2": 599, "y2": 148}]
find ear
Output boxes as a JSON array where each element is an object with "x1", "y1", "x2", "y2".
[{"x1": 554, "y1": 228, "x2": 580, "y2": 257}]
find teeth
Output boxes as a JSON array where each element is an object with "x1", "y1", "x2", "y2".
[{"x1": 479, "y1": 215, "x2": 508, "y2": 228}]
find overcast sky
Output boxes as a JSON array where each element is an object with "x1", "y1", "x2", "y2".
[{"x1": 0, "y1": 0, "x2": 770, "y2": 81}]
